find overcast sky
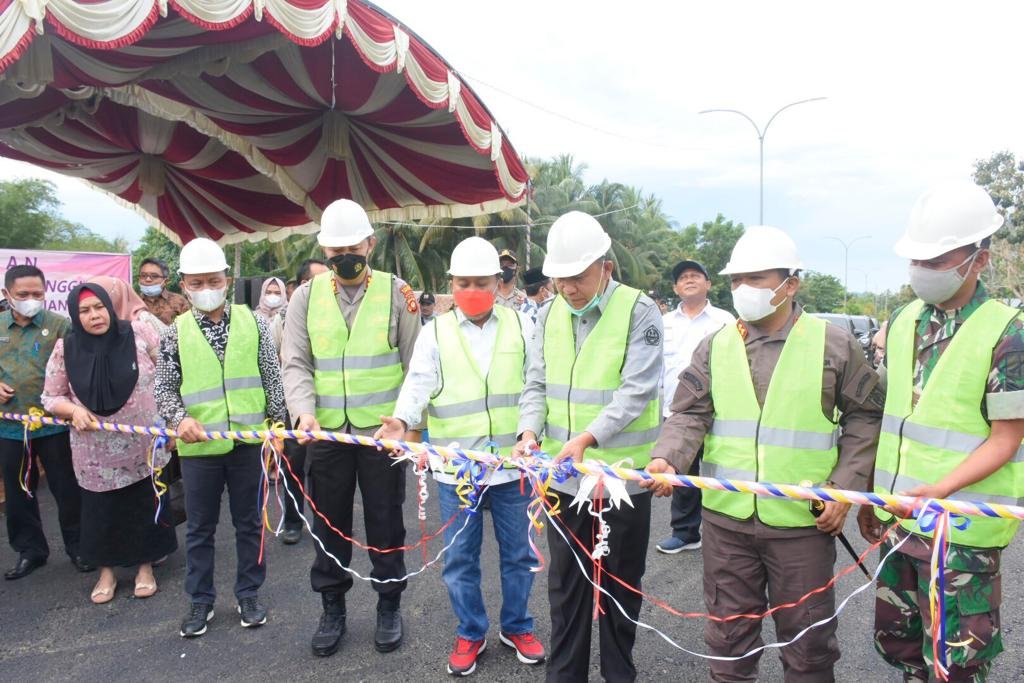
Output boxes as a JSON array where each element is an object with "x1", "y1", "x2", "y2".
[{"x1": 5, "y1": 0, "x2": 1022, "y2": 292}]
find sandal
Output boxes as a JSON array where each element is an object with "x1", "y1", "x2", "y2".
[
  {"x1": 134, "y1": 578, "x2": 158, "y2": 599},
  {"x1": 91, "y1": 580, "x2": 117, "y2": 604}
]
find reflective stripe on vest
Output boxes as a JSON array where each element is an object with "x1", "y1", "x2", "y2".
[
  {"x1": 308, "y1": 270, "x2": 404, "y2": 429},
  {"x1": 874, "y1": 298, "x2": 1022, "y2": 548},
  {"x1": 703, "y1": 313, "x2": 838, "y2": 528},
  {"x1": 427, "y1": 306, "x2": 525, "y2": 468},
  {"x1": 176, "y1": 305, "x2": 267, "y2": 456},
  {"x1": 542, "y1": 285, "x2": 660, "y2": 468}
]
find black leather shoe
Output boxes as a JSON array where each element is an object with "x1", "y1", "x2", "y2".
[
  {"x1": 311, "y1": 592, "x2": 346, "y2": 657},
  {"x1": 280, "y1": 526, "x2": 302, "y2": 545},
  {"x1": 374, "y1": 603, "x2": 403, "y2": 653},
  {"x1": 71, "y1": 556, "x2": 96, "y2": 573},
  {"x1": 4, "y1": 556, "x2": 46, "y2": 580}
]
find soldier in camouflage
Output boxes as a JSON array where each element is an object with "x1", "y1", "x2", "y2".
[{"x1": 859, "y1": 182, "x2": 1024, "y2": 682}]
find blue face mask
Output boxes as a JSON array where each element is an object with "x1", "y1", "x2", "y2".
[
  {"x1": 568, "y1": 274, "x2": 606, "y2": 317},
  {"x1": 140, "y1": 284, "x2": 163, "y2": 297}
]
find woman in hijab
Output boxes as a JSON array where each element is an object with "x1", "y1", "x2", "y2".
[
  {"x1": 255, "y1": 277, "x2": 286, "y2": 325},
  {"x1": 42, "y1": 283, "x2": 177, "y2": 603}
]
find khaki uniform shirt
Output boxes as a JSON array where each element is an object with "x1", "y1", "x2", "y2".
[
  {"x1": 281, "y1": 270, "x2": 421, "y2": 434},
  {"x1": 651, "y1": 303, "x2": 884, "y2": 538}
]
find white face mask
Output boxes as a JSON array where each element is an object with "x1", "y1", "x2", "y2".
[
  {"x1": 908, "y1": 250, "x2": 979, "y2": 306},
  {"x1": 263, "y1": 294, "x2": 283, "y2": 309},
  {"x1": 10, "y1": 297, "x2": 43, "y2": 318},
  {"x1": 189, "y1": 287, "x2": 227, "y2": 312},
  {"x1": 731, "y1": 280, "x2": 789, "y2": 322}
]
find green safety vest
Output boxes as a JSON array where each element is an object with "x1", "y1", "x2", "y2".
[
  {"x1": 308, "y1": 270, "x2": 403, "y2": 429},
  {"x1": 542, "y1": 285, "x2": 660, "y2": 467},
  {"x1": 703, "y1": 313, "x2": 838, "y2": 527},
  {"x1": 176, "y1": 305, "x2": 267, "y2": 457},
  {"x1": 429, "y1": 306, "x2": 524, "y2": 471},
  {"x1": 874, "y1": 298, "x2": 1022, "y2": 548}
]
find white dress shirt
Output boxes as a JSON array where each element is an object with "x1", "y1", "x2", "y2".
[
  {"x1": 661, "y1": 300, "x2": 735, "y2": 417},
  {"x1": 394, "y1": 307, "x2": 534, "y2": 485}
]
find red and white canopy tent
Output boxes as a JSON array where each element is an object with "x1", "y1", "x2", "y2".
[{"x1": 0, "y1": 0, "x2": 529, "y2": 245}]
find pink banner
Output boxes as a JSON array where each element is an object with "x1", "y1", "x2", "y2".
[{"x1": 0, "y1": 248, "x2": 132, "y2": 316}]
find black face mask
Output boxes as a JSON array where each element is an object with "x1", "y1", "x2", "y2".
[
  {"x1": 329, "y1": 253, "x2": 367, "y2": 280},
  {"x1": 500, "y1": 266, "x2": 516, "y2": 284}
]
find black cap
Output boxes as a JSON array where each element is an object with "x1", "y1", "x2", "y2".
[
  {"x1": 671, "y1": 260, "x2": 710, "y2": 282},
  {"x1": 418, "y1": 292, "x2": 435, "y2": 305},
  {"x1": 522, "y1": 267, "x2": 548, "y2": 287}
]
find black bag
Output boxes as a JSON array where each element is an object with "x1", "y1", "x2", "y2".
[{"x1": 162, "y1": 451, "x2": 187, "y2": 526}]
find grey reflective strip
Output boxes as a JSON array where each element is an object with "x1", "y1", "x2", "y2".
[
  {"x1": 204, "y1": 421, "x2": 229, "y2": 432},
  {"x1": 547, "y1": 424, "x2": 658, "y2": 449},
  {"x1": 700, "y1": 461, "x2": 756, "y2": 481},
  {"x1": 232, "y1": 413, "x2": 266, "y2": 427},
  {"x1": 314, "y1": 351, "x2": 401, "y2": 372},
  {"x1": 546, "y1": 384, "x2": 615, "y2": 405},
  {"x1": 224, "y1": 377, "x2": 262, "y2": 391},
  {"x1": 882, "y1": 413, "x2": 1024, "y2": 462},
  {"x1": 428, "y1": 393, "x2": 521, "y2": 420},
  {"x1": 317, "y1": 395, "x2": 345, "y2": 409},
  {"x1": 709, "y1": 419, "x2": 758, "y2": 439},
  {"x1": 873, "y1": 467, "x2": 897, "y2": 491},
  {"x1": 433, "y1": 433, "x2": 518, "y2": 449},
  {"x1": 758, "y1": 426, "x2": 838, "y2": 451},
  {"x1": 316, "y1": 388, "x2": 401, "y2": 410},
  {"x1": 891, "y1": 474, "x2": 1020, "y2": 507},
  {"x1": 182, "y1": 387, "x2": 225, "y2": 407},
  {"x1": 881, "y1": 413, "x2": 904, "y2": 435}
]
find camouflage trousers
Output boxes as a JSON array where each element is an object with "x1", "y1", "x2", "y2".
[{"x1": 874, "y1": 540, "x2": 1003, "y2": 682}]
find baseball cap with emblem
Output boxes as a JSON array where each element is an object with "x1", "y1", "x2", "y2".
[
  {"x1": 498, "y1": 249, "x2": 518, "y2": 264},
  {"x1": 419, "y1": 292, "x2": 435, "y2": 305}
]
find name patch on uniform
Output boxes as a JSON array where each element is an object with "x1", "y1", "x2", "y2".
[
  {"x1": 400, "y1": 283, "x2": 419, "y2": 314},
  {"x1": 644, "y1": 325, "x2": 661, "y2": 346},
  {"x1": 0, "y1": 336, "x2": 8, "y2": 343}
]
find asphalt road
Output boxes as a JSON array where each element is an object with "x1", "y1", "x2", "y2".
[{"x1": 3, "y1": 477, "x2": 1024, "y2": 682}]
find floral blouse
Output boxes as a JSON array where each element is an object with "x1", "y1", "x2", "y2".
[{"x1": 42, "y1": 320, "x2": 170, "y2": 493}]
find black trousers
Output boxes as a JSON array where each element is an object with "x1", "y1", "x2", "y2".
[
  {"x1": 0, "y1": 432, "x2": 81, "y2": 561},
  {"x1": 281, "y1": 439, "x2": 307, "y2": 528},
  {"x1": 308, "y1": 440, "x2": 407, "y2": 599},
  {"x1": 547, "y1": 489, "x2": 651, "y2": 683},
  {"x1": 179, "y1": 444, "x2": 265, "y2": 604},
  {"x1": 669, "y1": 449, "x2": 702, "y2": 543}
]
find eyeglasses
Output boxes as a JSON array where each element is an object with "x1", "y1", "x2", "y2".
[{"x1": 139, "y1": 273, "x2": 166, "y2": 283}]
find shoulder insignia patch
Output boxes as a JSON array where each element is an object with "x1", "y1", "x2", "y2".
[
  {"x1": 644, "y1": 324, "x2": 661, "y2": 346},
  {"x1": 400, "y1": 283, "x2": 418, "y2": 313}
]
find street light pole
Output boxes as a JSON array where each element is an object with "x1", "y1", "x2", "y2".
[
  {"x1": 700, "y1": 97, "x2": 826, "y2": 224},
  {"x1": 825, "y1": 235, "x2": 870, "y2": 312}
]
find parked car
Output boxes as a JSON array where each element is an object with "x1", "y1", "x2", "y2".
[{"x1": 811, "y1": 313, "x2": 879, "y2": 362}]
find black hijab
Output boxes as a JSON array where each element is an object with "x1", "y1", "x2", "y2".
[{"x1": 63, "y1": 283, "x2": 139, "y2": 416}]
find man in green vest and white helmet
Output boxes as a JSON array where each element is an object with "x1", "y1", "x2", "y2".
[
  {"x1": 280, "y1": 198, "x2": 421, "y2": 658},
  {"x1": 375, "y1": 236, "x2": 545, "y2": 677},
  {"x1": 514, "y1": 211, "x2": 664, "y2": 683},
  {"x1": 646, "y1": 225, "x2": 884, "y2": 681},
  {"x1": 858, "y1": 181, "x2": 1024, "y2": 682},
  {"x1": 155, "y1": 237, "x2": 287, "y2": 638}
]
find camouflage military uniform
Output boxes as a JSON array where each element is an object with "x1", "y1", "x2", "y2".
[{"x1": 875, "y1": 282, "x2": 1024, "y2": 682}]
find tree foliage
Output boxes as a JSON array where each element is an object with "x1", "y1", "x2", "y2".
[
  {"x1": 798, "y1": 271, "x2": 845, "y2": 313},
  {"x1": 0, "y1": 179, "x2": 126, "y2": 253},
  {"x1": 974, "y1": 150, "x2": 1024, "y2": 301}
]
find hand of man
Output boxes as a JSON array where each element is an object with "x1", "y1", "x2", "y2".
[
  {"x1": 0, "y1": 382, "x2": 14, "y2": 404},
  {"x1": 176, "y1": 417, "x2": 207, "y2": 444},
  {"x1": 295, "y1": 414, "x2": 321, "y2": 445},
  {"x1": 512, "y1": 431, "x2": 539, "y2": 459},
  {"x1": 640, "y1": 458, "x2": 677, "y2": 497},
  {"x1": 856, "y1": 504, "x2": 883, "y2": 543},
  {"x1": 556, "y1": 433, "x2": 595, "y2": 464},
  {"x1": 815, "y1": 500, "x2": 852, "y2": 536},
  {"x1": 884, "y1": 483, "x2": 950, "y2": 520},
  {"x1": 70, "y1": 405, "x2": 97, "y2": 432},
  {"x1": 373, "y1": 416, "x2": 407, "y2": 455}
]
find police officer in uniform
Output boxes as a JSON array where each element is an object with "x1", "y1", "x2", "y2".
[
  {"x1": 281, "y1": 199, "x2": 421, "y2": 657},
  {"x1": 860, "y1": 182, "x2": 1024, "y2": 682},
  {"x1": 514, "y1": 212, "x2": 663, "y2": 683},
  {"x1": 646, "y1": 226, "x2": 883, "y2": 682}
]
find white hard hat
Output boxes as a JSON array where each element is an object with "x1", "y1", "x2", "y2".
[
  {"x1": 448, "y1": 237, "x2": 500, "y2": 277},
  {"x1": 719, "y1": 225, "x2": 803, "y2": 275},
  {"x1": 178, "y1": 237, "x2": 230, "y2": 274},
  {"x1": 543, "y1": 211, "x2": 612, "y2": 278},
  {"x1": 318, "y1": 198, "x2": 374, "y2": 248},
  {"x1": 894, "y1": 181, "x2": 1003, "y2": 260}
]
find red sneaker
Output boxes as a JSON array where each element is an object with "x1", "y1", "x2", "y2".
[
  {"x1": 447, "y1": 636, "x2": 486, "y2": 676},
  {"x1": 499, "y1": 631, "x2": 546, "y2": 664}
]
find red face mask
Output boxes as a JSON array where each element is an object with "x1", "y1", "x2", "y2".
[{"x1": 453, "y1": 289, "x2": 495, "y2": 317}]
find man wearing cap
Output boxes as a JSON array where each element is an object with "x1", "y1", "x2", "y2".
[
  {"x1": 419, "y1": 292, "x2": 436, "y2": 326},
  {"x1": 520, "y1": 267, "x2": 554, "y2": 325},
  {"x1": 155, "y1": 238, "x2": 286, "y2": 637},
  {"x1": 514, "y1": 212, "x2": 663, "y2": 683},
  {"x1": 281, "y1": 198, "x2": 421, "y2": 658},
  {"x1": 376, "y1": 237, "x2": 544, "y2": 676},
  {"x1": 496, "y1": 249, "x2": 525, "y2": 309},
  {"x1": 645, "y1": 226, "x2": 883, "y2": 681},
  {"x1": 859, "y1": 182, "x2": 1024, "y2": 682},
  {"x1": 655, "y1": 260, "x2": 734, "y2": 555}
]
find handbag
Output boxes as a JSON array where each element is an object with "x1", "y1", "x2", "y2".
[{"x1": 161, "y1": 451, "x2": 187, "y2": 526}]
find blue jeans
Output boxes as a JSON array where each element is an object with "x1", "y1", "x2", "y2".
[{"x1": 438, "y1": 479, "x2": 536, "y2": 641}]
